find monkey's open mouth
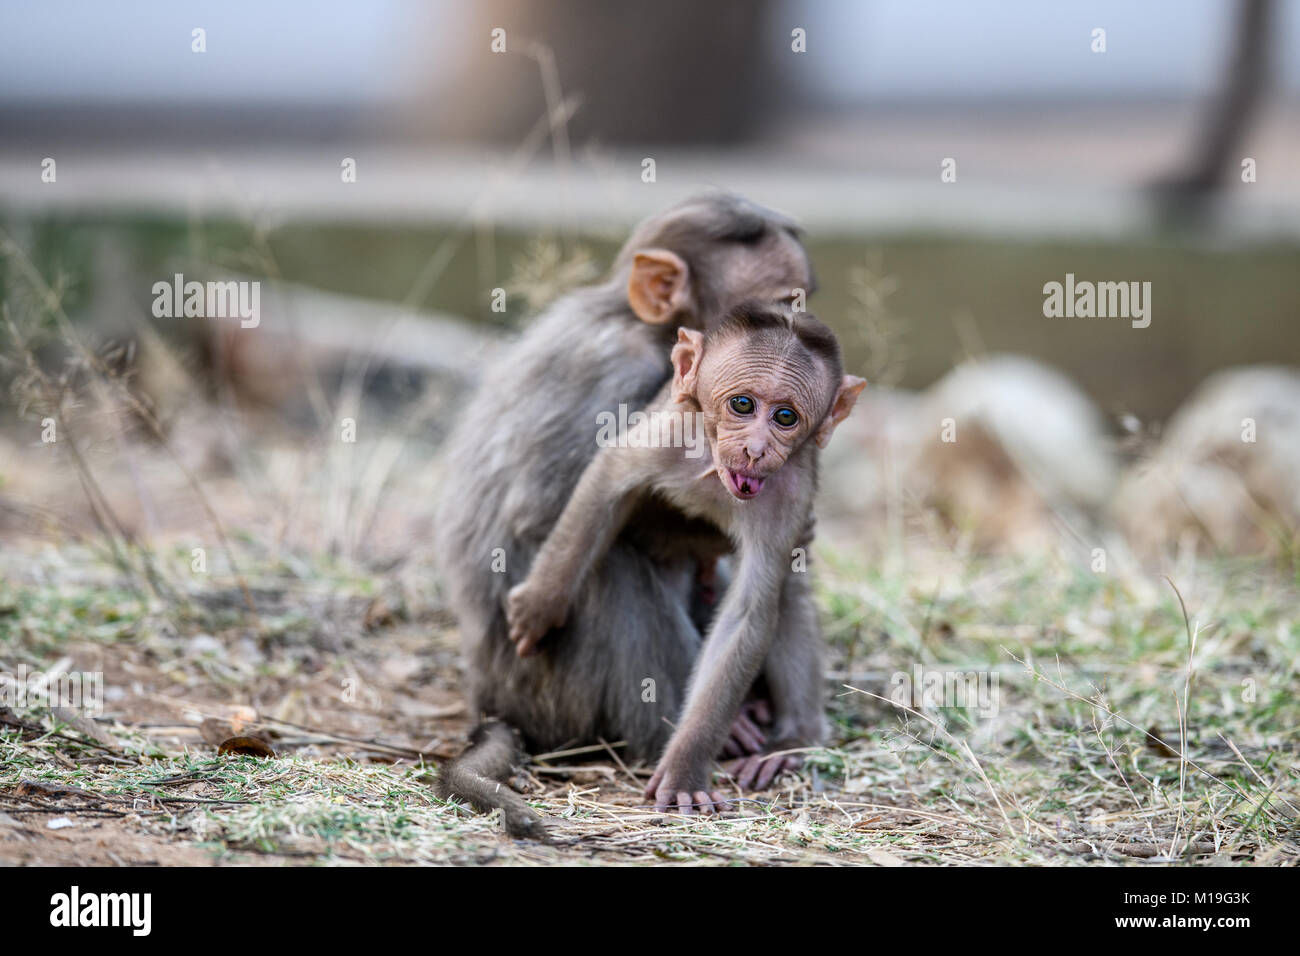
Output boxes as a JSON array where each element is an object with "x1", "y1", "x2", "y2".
[{"x1": 724, "y1": 468, "x2": 766, "y2": 499}]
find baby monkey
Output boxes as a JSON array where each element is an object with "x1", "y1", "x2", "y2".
[{"x1": 507, "y1": 302, "x2": 865, "y2": 813}]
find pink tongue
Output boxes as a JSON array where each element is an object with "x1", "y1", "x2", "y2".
[{"x1": 734, "y1": 472, "x2": 764, "y2": 496}]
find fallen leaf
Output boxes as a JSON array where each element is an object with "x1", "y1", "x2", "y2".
[
  {"x1": 364, "y1": 596, "x2": 394, "y2": 631},
  {"x1": 1146, "y1": 725, "x2": 1180, "y2": 759},
  {"x1": 217, "y1": 735, "x2": 276, "y2": 758}
]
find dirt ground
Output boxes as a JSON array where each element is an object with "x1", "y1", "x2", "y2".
[{"x1": 2, "y1": 396, "x2": 1297, "y2": 866}]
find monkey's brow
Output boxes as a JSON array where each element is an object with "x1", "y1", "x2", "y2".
[
  {"x1": 781, "y1": 238, "x2": 817, "y2": 294},
  {"x1": 803, "y1": 262, "x2": 819, "y2": 295},
  {"x1": 714, "y1": 371, "x2": 817, "y2": 413}
]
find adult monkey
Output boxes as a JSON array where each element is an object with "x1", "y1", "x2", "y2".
[{"x1": 433, "y1": 194, "x2": 817, "y2": 833}]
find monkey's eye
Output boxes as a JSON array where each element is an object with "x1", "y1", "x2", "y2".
[
  {"x1": 729, "y1": 395, "x2": 756, "y2": 415},
  {"x1": 773, "y1": 407, "x2": 799, "y2": 428}
]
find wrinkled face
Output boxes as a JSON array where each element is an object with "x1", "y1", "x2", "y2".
[{"x1": 696, "y1": 334, "x2": 831, "y2": 500}]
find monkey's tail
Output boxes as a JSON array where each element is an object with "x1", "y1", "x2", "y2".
[{"x1": 433, "y1": 719, "x2": 548, "y2": 841}]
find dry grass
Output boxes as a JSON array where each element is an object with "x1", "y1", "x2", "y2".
[{"x1": 1, "y1": 519, "x2": 1296, "y2": 865}]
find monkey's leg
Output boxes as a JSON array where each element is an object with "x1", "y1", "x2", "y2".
[
  {"x1": 564, "y1": 544, "x2": 702, "y2": 761},
  {"x1": 509, "y1": 546, "x2": 754, "y2": 764}
]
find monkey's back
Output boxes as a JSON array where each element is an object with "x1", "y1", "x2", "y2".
[{"x1": 432, "y1": 286, "x2": 679, "y2": 706}]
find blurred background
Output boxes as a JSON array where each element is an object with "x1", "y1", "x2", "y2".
[{"x1": 2, "y1": 0, "x2": 1299, "y2": 565}]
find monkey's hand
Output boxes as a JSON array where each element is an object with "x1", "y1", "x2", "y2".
[
  {"x1": 644, "y1": 759, "x2": 731, "y2": 815},
  {"x1": 506, "y1": 579, "x2": 569, "y2": 657}
]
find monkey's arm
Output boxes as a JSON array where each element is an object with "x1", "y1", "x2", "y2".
[
  {"x1": 506, "y1": 443, "x2": 653, "y2": 656},
  {"x1": 645, "y1": 511, "x2": 804, "y2": 813},
  {"x1": 724, "y1": 565, "x2": 828, "y2": 790}
]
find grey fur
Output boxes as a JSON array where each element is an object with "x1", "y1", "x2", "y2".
[
  {"x1": 433, "y1": 195, "x2": 817, "y2": 824},
  {"x1": 432, "y1": 720, "x2": 546, "y2": 840},
  {"x1": 504, "y1": 304, "x2": 851, "y2": 806}
]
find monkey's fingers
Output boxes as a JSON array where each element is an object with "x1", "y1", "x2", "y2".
[
  {"x1": 751, "y1": 753, "x2": 799, "y2": 791},
  {"x1": 728, "y1": 753, "x2": 801, "y2": 791},
  {"x1": 646, "y1": 774, "x2": 685, "y2": 813},
  {"x1": 513, "y1": 630, "x2": 541, "y2": 657},
  {"x1": 675, "y1": 791, "x2": 731, "y2": 815},
  {"x1": 508, "y1": 623, "x2": 538, "y2": 657},
  {"x1": 644, "y1": 767, "x2": 665, "y2": 801},
  {"x1": 690, "y1": 790, "x2": 732, "y2": 815},
  {"x1": 725, "y1": 712, "x2": 766, "y2": 756},
  {"x1": 506, "y1": 585, "x2": 544, "y2": 654},
  {"x1": 744, "y1": 698, "x2": 773, "y2": 726},
  {"x1": 729, "y1": 755, "x2": 763, "y2": 790}
]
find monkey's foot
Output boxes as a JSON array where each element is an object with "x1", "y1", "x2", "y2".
[
  {"x1": 722, "y1": 752, "x2": 802, "y2": 792},
  {"x1": 644, "y1": 764, "x2": 731, "y2": 815},
  {"x1": 505, "y1": 580, "x2": 568, "y2": 657},
  {"x1": 719, "y1": 699, "x2": 771, "y2": 757}
]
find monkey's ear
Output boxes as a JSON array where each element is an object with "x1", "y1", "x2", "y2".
[
  {"x1": 815, "y1": 375, "x2": 867, "y2": 449},
  {"x1": 628, "y1": 249, "x2": 691, "y2": 325},
  {"x1": 671, "y1": 327, "x2": 705, "y2": 404}
]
